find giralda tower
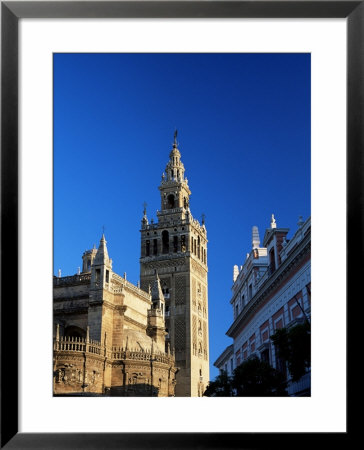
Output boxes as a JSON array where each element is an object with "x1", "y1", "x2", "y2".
[{"x1": 140, "y1": 133, "x2": 209, "y2": 397}]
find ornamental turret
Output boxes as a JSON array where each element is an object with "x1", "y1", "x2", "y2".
[
  {"x1": 159, "y1": 130, "x2": 191, "y2": 213},
  {"x1": 91, "y1": 234, "x2": 112, "y2": 289},
  {"x1": 147, "y1": 274, "x2": 166, "y2": 350}
]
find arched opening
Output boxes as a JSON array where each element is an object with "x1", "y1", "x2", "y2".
[
  {"x1": 146, "y1": 240, "x2": 150, "y2": 257},
  {"x1": 181, "y1": 235, "x2": 186, "y2": 252},
  {"x1": 167, "y1": 194, "x2": 175, "y2": 209},
  {"x1": 65, "y1": 326, "x2": 86, "y2": 339},
  {"x1": 162, "y1": 230, "x2": 169, "y2": 254}
]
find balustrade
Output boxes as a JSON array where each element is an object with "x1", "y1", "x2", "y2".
[{"x1": 54, "y1": 336, "x2": 175, "y2": 364}]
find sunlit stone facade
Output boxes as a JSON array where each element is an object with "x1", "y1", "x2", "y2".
[{"x1": 140, "y1": 135, "x2": 210, "y2": 397}]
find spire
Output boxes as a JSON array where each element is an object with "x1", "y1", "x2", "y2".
[
  {"x1": 252, "y1": 226, "x2": 260, "y2": 249},
  {"x1": 151, "y1": 273, "x2": 164, "y2": 305},
  {"x1": 93, "y1": 233, "x2": 110, "y2": 266},
  {"x1": 163, "y1": 130, "x2": 186, "y2": 183}
]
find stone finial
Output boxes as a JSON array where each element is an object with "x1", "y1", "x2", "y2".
[
  {"x1": 271, "y1": 214, "x2": 277, "y2": 229},
  {"x1": 56, "y1": 324, "x2": 60, "y2": 341},
  {"x1": 252, "y1": 226, "x2": 260, "y2": 249},
  {"x1": 77, "y1": 267, "x2": 81, "y2": 275},
  {"x1": 58, "y1": 269, "x2": 61, "y2": 278},
  {"x1": 86, "y1": 326, "x2": 90, "y2": 343},
  {"x1": 142, "y1": 201, "x2": 149, "y2": 227},
  {"x1": 233, "y1": 265, "x2": 239, "y2": 282}
]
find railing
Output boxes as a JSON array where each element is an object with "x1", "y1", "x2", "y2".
[
  {"x1": 54, "y1": 273, "x2": 91, "y2": 286},
  {"x1": 54, "y1": 337, "x2": 175, "y2": 364},
  {"x1": 111, "y1": 273, "x2": 151, "y2": 301},
  {"x1": 54, "y1": 336, "x2": 104, "y2": 355}
]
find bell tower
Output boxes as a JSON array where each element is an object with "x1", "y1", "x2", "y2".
[{"x1": 140, "y1": 132, "x2": 209, "y2": 397}]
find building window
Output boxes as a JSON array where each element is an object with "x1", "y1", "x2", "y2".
[
  {"x1": 167, "y1": 194, "x2": 175, "y2": 209},
  {"x1": 162, "y1": 230, "x2": 169, "y2": 254},
  {"x1": 146, "y1": 240, "x2": 150, "y2": 256},
  {"x1": 105, "y1": 270, "x2": 109, "y2": 283},
  {"x1": 181, "y1": 235, "x2": 186, "y2": 252},
  {"x1": 173, "y1": 236, "x2": 178, "y2": 252},
  {"x1": 269, "y1": 247, "x2": 276, "y2": 272},
  {"x1": 249, "y1": 334, "x2": 256, "y2": 355},
  {"x1": 235, "y1": 304, "x2": 239, "y2": 318},
  {"x1": 248, "y1": 284, "x2": 252, "y2": 300},
  {"x1": 95, "y1": 268, "x2": 100, "y2": 282},
  {"x1": 153, "y1": 239, "x2": 158, "y2": 255}
]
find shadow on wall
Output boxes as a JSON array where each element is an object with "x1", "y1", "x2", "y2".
[{"x1": 53, "y1": 383, "x2": 160, "y2": 397}]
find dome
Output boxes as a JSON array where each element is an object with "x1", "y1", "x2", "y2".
[{"x1": 169, "y1": 147, "x2": 181, "y2": 159}]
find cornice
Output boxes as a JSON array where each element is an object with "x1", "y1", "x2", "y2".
[{"x1": 227, "y1": 232, "x2": 311, "y2": 338}]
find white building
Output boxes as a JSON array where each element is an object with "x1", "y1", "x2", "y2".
[{"x1": 214, "y1": 215, "x2": 311, "y2": 396}]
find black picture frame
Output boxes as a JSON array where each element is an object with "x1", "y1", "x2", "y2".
[{"x1": 1, "y1": 1, "x2": 358, "y2": 448}]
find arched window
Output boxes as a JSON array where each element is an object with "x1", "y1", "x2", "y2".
[
  {"x1": 181, "y1": 235, "x2": 186, "y2": 252},
  {"x1": 173, "y1": 236, "x2": 178, "y2": 252},
  {"x1": 153, "y1": 239, "x2": 158, "y2": 255},
  {"x1": 162, "y1": 230, "x2": 169, "y2": 254},
  {"x1": 146, "y1": 240, "x2": 150, "y2": 256},
  {"x1": 65, "y1": 326, "x2": 86, "y2": 339},
  {"x1": 167, "y1": 194, "x2": 175, "y2": 209}
]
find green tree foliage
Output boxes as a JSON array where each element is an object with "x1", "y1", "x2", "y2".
[
  {"x1": 204, "y1": 358, "x2": 287, "y2": 397},
  {"x1": 203, "y1": 370, "x2": 233, "y2": 397},
  {"x1": 232, "y1": 357, "x2": 287, "y2": 396},
  {"x1": 271, "y1": 321, "x2": 311, "y2": 382}
]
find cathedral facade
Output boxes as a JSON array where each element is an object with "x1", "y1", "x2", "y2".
[
  {"x1": 140, "y1": 137, "x2": 209, "y2": 396},
  {"x1": 53, "y1": 235, "x2": 177, "y2": 396},
  {"x1": 53, "y1": 135, "x2": 209, "y2": 397}
]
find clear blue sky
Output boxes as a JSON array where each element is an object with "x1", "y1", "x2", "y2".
[{"x1": 54, "y1": 53, "x2": 310, "y2": 380}]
